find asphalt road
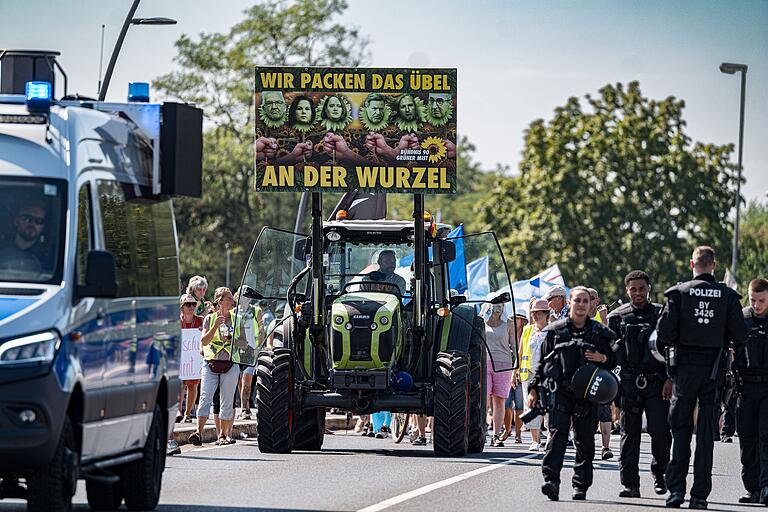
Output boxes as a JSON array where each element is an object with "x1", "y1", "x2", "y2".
[{"x1": 0, "y1": 430, "x2": 758, "y2": 511}]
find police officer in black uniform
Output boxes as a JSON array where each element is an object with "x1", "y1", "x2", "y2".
[
  {"x1": 528, "y1": 286, "x2": 617, "y2": 501},
  {"x1": 608, "y1": 270, "x2": 672, "y2": 498},
  {"x1": 734, "y1": 278, "x2": 768, "y2": 504},
  {"x1": 657, "y1": 246, "x2": 747, "y2": 509}
]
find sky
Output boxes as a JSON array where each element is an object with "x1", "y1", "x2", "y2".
[{"x1": 2, "y1": 0, "x2": 766, "y2": 201}]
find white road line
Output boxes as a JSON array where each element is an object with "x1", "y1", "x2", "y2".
[{"x1": 357, "y1": 452, "x2": 541, "y2": 512}]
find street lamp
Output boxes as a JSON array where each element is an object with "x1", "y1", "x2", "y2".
[
  {"x1": 719, "y1": 61, "x2": 748, "y2": 280},
  {"x1": 97, "y1": 0, "x2": 176, "y2": 101}
]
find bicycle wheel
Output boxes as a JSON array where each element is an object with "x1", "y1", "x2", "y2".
[{"x1": 393, "y1": 413, "x2": 410, "y2": 444}]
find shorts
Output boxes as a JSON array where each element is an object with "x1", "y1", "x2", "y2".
[
  {"x1": 240, "y1": 364, "x2": 255, "y2": 376},
  {"x1": 486, "y1": 366, "x2": 513, "y2": 399},
  {"x1": 598, "y1": 404, "x2": 612, "y2": 423},
  {"x1": 505, "y1": 382, "x2": 524, "y2": 410}
]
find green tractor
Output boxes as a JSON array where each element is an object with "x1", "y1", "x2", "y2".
[{"x1": 238, "y1": 194, "x2": 516, "y2": 456}]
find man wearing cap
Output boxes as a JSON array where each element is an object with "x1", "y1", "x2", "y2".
[
  {"x1": 545, "y1": 285, "x2": 569, "y2": 322},
  {"x1": 528, "y1": 286, "x2": 617, "y2": 501}
]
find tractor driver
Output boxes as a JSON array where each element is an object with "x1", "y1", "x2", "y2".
[{"x1": 367, "y1": 250, "x2": 406, "y2": 295}]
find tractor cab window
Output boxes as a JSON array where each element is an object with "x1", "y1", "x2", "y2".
[{"x1": 324, "y1": 242, "x2": 414, "y2": 298}]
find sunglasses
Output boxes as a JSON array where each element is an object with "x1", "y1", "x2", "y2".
[
  {"x1": 19, "y1": 213, "x2": 45, "y2": 225},
  {"x1": 182, "y1": 303, "x2": 196, "y2": 308}
]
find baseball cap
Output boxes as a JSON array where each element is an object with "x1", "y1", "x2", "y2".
[
  {"x1": 179, "y1": 293, "x2": 197, "y2": 306},
  {"x1": 544, "y1": 285, "x2": 566, "y2": 300},
  {"x1": 530, "y1": 298, "x2": 550, "y2": 312}
]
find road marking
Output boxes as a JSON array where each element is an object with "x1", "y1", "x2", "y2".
[{"x1": 357, "y1": 452, "x2": 541, "y2": 512}]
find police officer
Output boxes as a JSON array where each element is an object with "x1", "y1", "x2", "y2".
[
  {"x1": 528, "y1": 286, "x2": 617, "y2": 501},
  {"x1": 657, "y1": 246, "x2": 747, "y2": 509},
  {"x1": 608, "y1": 270, "x2": 672, "y2": 498},
  {"x1": 734, "y1": 278, "x2": 768, "y2": 504}
]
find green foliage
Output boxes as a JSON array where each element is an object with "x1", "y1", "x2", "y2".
[
  {"x1": 737, "y1": 201, "x2": 768, "y2": 289},
  {"x1": 483, "y1": 81, "x2": 739, "y2": 301},
  {"x1": 154, "y1": 0, "x2": 370, "y2": 290}
]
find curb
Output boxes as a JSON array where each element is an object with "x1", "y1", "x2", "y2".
[{"x1": 173, "y1": 414, "x2": 360, "y2": 446}]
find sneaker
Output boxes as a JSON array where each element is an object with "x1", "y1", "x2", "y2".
[
  {"x1": 654, "y1": 477, "x2": 667, "y2": 495},
  {"x1": 541, "y1": 482, "x2": 559, "y2": 501},
  {"x1": 720, "y1": 434, "x2": 733, "y2": 443},
  {"x1": 688, "y1": 497, "x2": 707, "y2": 509},
  {"x1": 361, "y1": 428, "x2": 370, "y2": 436},
  {"x1": 375, "y1": 431, "x2": 389, "y2": 439},
  {"x1": 412, "y1": 436, "x2": 427, "y2": 446},
  {"x1": 182, "y1": 415, "x2": 193, "y2": 423},
  {"x1": 367, "y1": 430, "x2": 375, "y2": 438},
  {"x1": 188, "y1": 432, "x2": 202, "y2": 446},
  {"x1": 738, "y1": 492, "x2": 759, "y2": 504},
  {"x1": 491, "y1": 435, "x2": 505, "y2": 447},
  {"x1": 528, "y1": 441, "x2": 541, "y2": 451},
  {"x1": 666, "y1": 492, "x2": 684, "y2": 508},
  {"x1": 240, "y1": 410, "x2": 252, "y2": 420},
  {"x1": 602, "y1": 447, "x2": 614, "y2": 460},
  {"x1": 760, "y1": 487, "x2": 768, "y2": 505},
  {"x1": 174, "y1": 414, "x2": 183, "y2": 424},
  {"x1": 167, "y1": 440, "x2": 181, "y2": 456},
  {"x1": 572, "y1": 489, "x2": 587, "y2": 500},
  {"x1": 619, "y1": 487, "x2": 640, "y2": 498}
]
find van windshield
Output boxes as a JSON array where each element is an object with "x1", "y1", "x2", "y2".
[{"x1": 0, "y1": 177, "x2": 66, "y2": 284}]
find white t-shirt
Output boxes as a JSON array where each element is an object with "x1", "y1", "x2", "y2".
[
  {"x1": 485, "y1": 320, "x2": 514, "y2": 370},
  {"x1": 528, "y1": 329, "x2": 547, "y2": 377}
]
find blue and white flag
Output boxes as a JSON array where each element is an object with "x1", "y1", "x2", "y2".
[
  {"x1": 466, "y1": 256, "x2": 490, "y2": 301},
  {"x1": 505, "y1": 264, "x2": 568, "y2": 316}
]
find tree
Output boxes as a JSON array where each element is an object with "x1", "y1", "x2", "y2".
[
  {"x1": 737, "y1": 201, "x2": 768, "y2": 290},
  {"x1": 154, "y1": 0, "x2": 370, "y2": 291},
  {"x1": 483, "y1": 81, "x2": 739, "y2": 300}
]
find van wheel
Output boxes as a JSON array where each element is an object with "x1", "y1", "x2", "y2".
[
  {"x1": 123, "y1": 405, "x2": 165, "y2": 511},
  {"x1": 86, "y1": 479, "x2": 123, "y2": 510},
  {"x1": 27, "y1": 416, "x2": 78, "y2": 512}
]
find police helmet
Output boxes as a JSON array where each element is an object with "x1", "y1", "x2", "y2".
[
  {"x1": 571, "y1": 363, "x2": 619, "y2": 404},
  {"x1": 647, "y1": 329, "x2": 666, "y2": 363}
]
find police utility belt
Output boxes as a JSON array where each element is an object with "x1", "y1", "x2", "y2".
[{"x1": 621, "y1": 367, "x2": 665, "y2": 390}]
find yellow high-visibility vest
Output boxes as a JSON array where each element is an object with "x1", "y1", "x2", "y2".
[
  {"x1": 519, "y1": 324, "x2": 535, "y2": 382},
  {"x1": 203, "y1": 311, "x2": 240, "y2": 360}
]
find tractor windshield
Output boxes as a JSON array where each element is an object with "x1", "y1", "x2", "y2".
[{"x1": 324, "y1": 242, "x2": 415, "y2": 298}]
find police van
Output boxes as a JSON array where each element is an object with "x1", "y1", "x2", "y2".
[{"x1": 0, "y1": 50, "x2": 202, "y2": 511}]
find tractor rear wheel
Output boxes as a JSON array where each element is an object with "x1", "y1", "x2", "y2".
[
  {"x1": 256, "y1": 348, "x2": 294, "y2": 453},
  {"x1": 433, "y1": 350, "x2": 470, "y2": 457}
]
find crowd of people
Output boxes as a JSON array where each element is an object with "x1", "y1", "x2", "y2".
[{"x1": 168, "y1": 245, "x2": 768, "y2": 510}]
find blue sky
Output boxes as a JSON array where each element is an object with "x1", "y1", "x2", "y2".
[{"x1": 2, "y1": 0, "x2": 766, "y2": 200}]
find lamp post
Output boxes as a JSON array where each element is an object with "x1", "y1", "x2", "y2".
[
  {"x1": 719, "y1": 62, "x2": 748, "y2": 279},
  {"x1": 98, "y1": 0, "x2": 176, "y2": 101}
]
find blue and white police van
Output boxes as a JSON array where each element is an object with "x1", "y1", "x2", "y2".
[{"x1": 0, "y1": 50, "x2": 202, "y2": 511}]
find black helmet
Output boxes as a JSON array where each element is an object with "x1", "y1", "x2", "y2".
[{"x1": 571, "y1": 363, "x2": 618, "y2": 404}]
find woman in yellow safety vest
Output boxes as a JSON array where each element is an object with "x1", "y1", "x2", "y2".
[
  {"x1": 189, "y1": 287, "x2": 246, "y2": 446},
  {"x1": 518, "y1": 298, "x2": 551, "y2": 451}
]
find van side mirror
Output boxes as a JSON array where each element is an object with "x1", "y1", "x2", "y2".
[
  {"x1": 77, "y1": 251, "x2": 118, "y2": 299},
  {"x1": 432, "y1": 240, "x2": 456, "y2": 264}
]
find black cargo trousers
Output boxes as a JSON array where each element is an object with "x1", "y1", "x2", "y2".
[
  {"x1": 666, "y1": 364, "x2": 722, "y2": 500},
  {"x1": 737, "y1": 382, "x2": 768, "y2": 494},
  {"x1": 619, "y1": 374, "x2": 671, "y2": 489},
  {"x1": 542, "y1": 389, "x2": 598, "y2": 491}
]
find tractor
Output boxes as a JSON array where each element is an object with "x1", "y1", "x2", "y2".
[{"x1": 238, "y1": 194, "x2": 516, "y2": 456}]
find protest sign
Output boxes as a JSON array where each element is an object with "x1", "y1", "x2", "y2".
[
  {"x1": 179, "y1": 328, "x2": 203, "y2": 381},
  {"x1": 254, "y1": 67, "x2": 457, "y2": 194}
]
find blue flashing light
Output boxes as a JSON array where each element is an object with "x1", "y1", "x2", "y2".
[
  {"x1": 25, "y1": 81, "x2": 52, "y2": 113},
  {"x1": 128, "y1": 82, "x2": 150, "y2": 103}
]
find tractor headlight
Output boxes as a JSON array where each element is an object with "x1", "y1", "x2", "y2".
[
  {"x1": 370, "y1": 322, "x2": 378, "y2": 331},
  {"x1": 0, "y1": 330, "x2": 60, "y2": 366},
  {"x1": 345, "y1": 322, "x2": 353, "y2": 331},
  {"x1": 334, "y1": 316, "x2": 344, "y2": 325},
  {"x1": 380, "y1": 316, "x2": 389, "y2": 325}
]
